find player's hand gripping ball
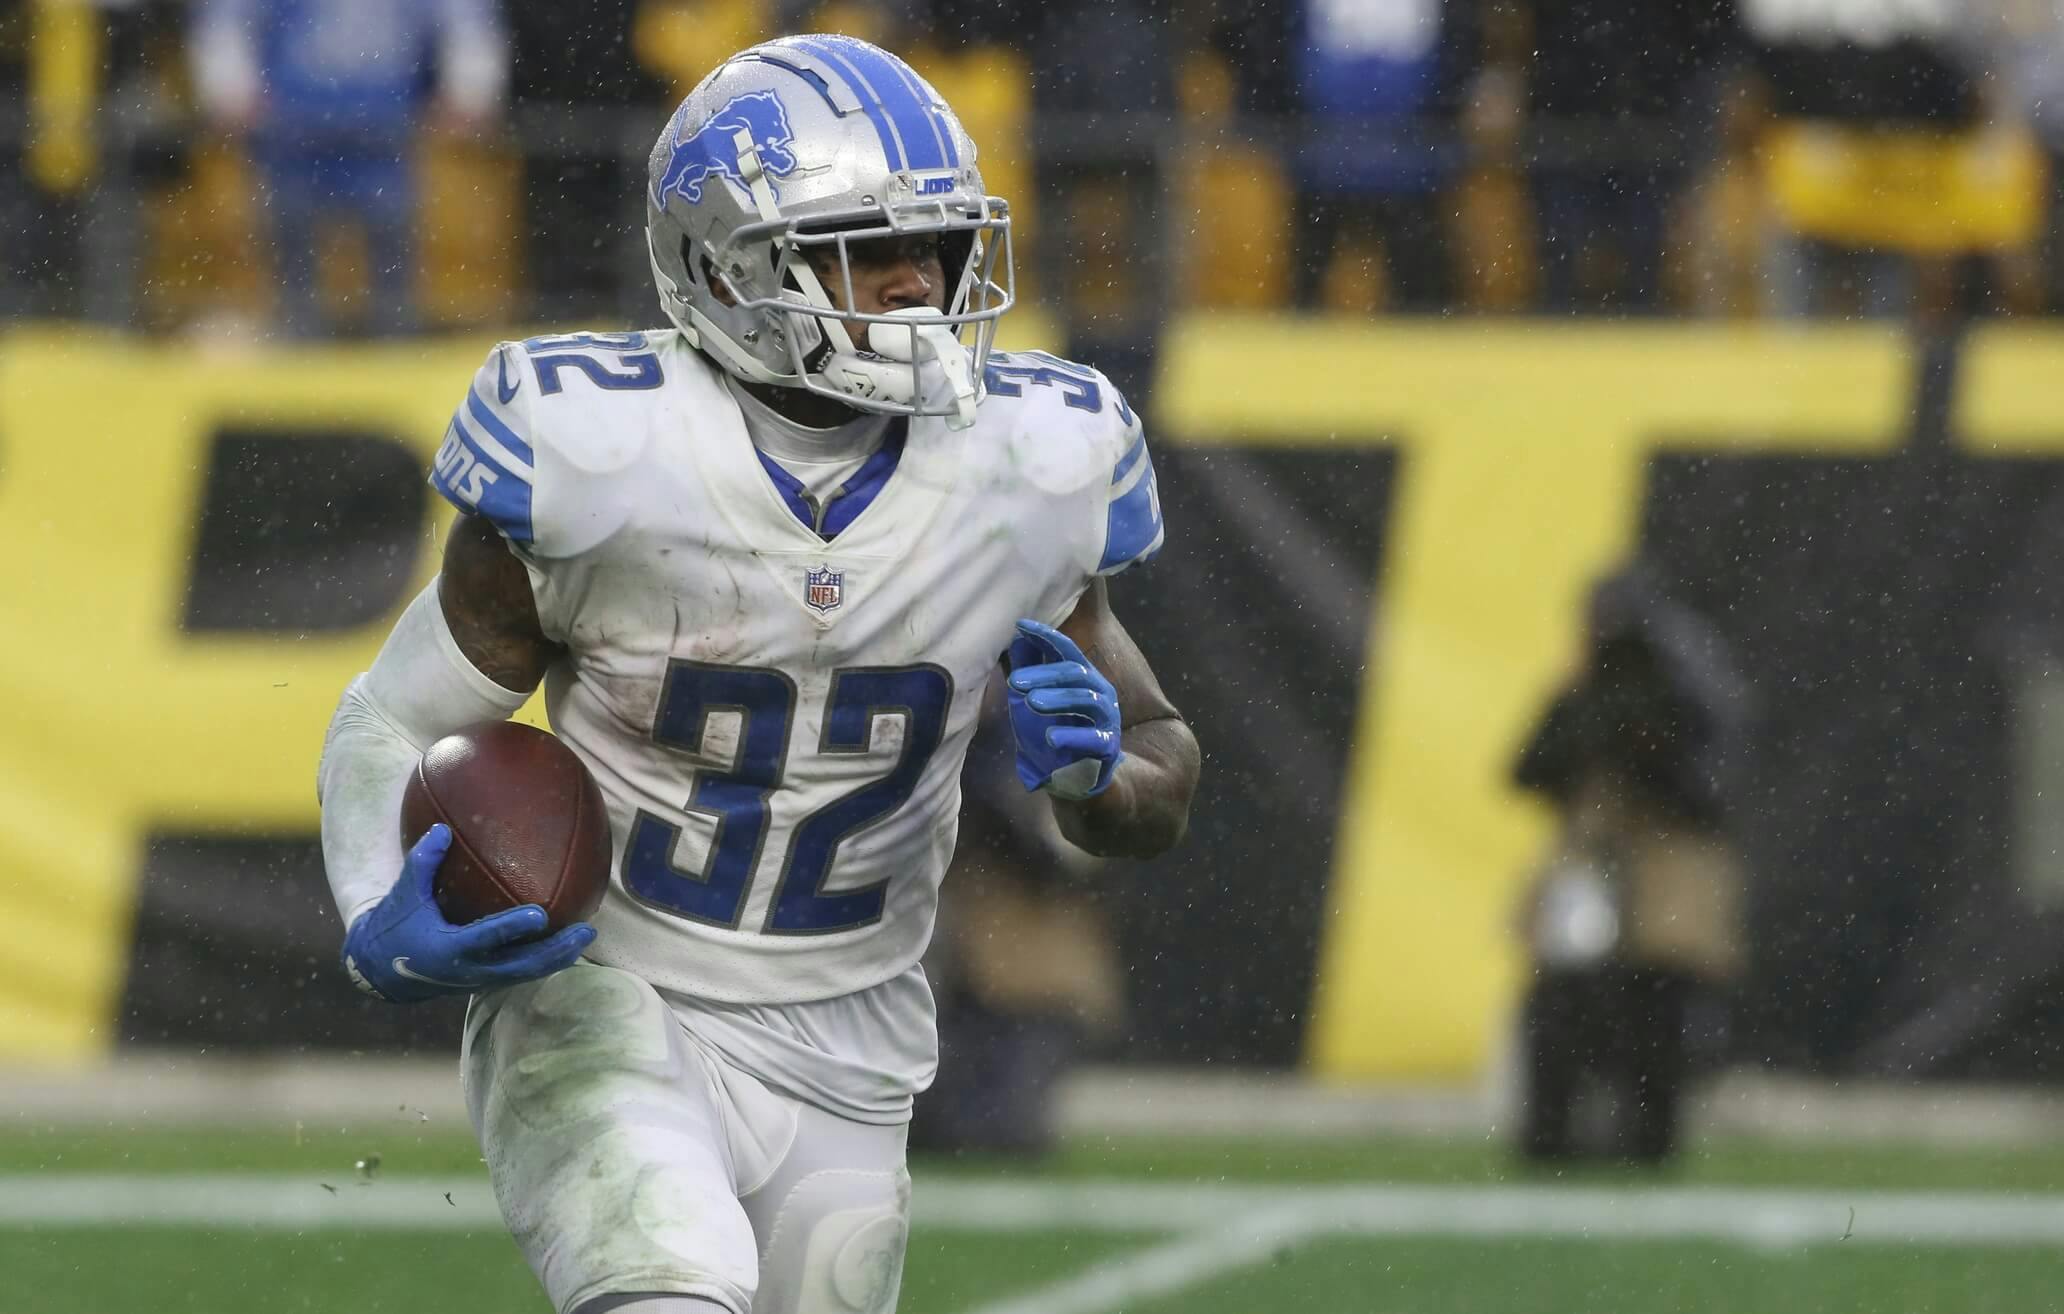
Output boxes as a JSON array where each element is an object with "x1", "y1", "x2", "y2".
[
  {"x1": 1005, "y1": 619, "x2": 1124, "y2": 800},
  {"x1": 342, "y1": 826, "x2": 596, "y2": 1004},
  {"x1": 342, "y1": 722, "x2": 609, "y2": 1004}
]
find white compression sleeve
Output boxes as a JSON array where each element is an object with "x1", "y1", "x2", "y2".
[{"x1": 316, "y1": 581, "x2": 531, "y2": 929}]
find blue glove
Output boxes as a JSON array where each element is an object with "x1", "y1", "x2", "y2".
[
  {"x1": 342, "y1": 824, "x2": 597, "y2": 1004},
  {"x1": 1005, "y1": 618, "x2": 1123, "y2": 800}
]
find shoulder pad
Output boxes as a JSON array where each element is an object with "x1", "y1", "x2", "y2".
[
  {"x1": 429, "y1": 332, "x2": 678, "y2": 556},
  {"x1": 1098, "y1": 407, "x2": 1162, "y2": 576},
  {"x1": 429, "y1": 341, "x2": 541, "y2": 545},
  {"x1": 979, "y1": 350, "x2": 1162, "y2": 575},
  {"x1": 978, "y1": 350, "x2": 1133, "y2": 483}
]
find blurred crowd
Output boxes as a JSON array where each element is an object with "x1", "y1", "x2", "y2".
[{"x1": 3, "y1": 0, "x2": 2062, "y2": 333}]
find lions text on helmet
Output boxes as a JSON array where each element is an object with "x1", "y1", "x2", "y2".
[{"x1": 646, "y1": 35, "x2": 1012, "y2": 430}]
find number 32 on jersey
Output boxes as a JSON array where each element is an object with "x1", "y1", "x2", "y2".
[{"x1": 621, "y1": 661, "x2": 951, "y2": 935}]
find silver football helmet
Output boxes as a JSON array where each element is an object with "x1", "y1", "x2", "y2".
[{"x1": 646, "y1": 35, "x2": 1013, "y2": 428}]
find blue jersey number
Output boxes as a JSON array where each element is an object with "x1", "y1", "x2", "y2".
[
  {"x1": 622, "y1": 661, "x2": 953, "y2": 934},
  {"x1": 524, "y1": 332, "x2": 664, "y2": 395},
  {"x1": 983, "y1": 351, "x2": 1103, "y2": 413},
  {"x1": 622, "y1": 663, "x2": 794, "y2": 928}
]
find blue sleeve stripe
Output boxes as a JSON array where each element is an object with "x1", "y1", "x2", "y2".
[
  {"x1": 1111, "y1": 431, "x2": 1149, "y2": 486},
  {"x1": 466, "y1": 389, "x2": 534, "y2": 466},
  {"x1": 430, "y1": 417, "x2": 535, "y2": 544},
  {"x1": 1098, "y1": 451, "x2": 1163, "y2": 573}
]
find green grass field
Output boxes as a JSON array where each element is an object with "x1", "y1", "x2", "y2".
[{"x1": 1, "y1": 1124, "x2": 2059, "y2": 1313}]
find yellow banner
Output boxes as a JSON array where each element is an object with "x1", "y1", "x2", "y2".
[
  {"x1": 0, "y1": 330, "x2": 485, "y2": 1061},
  {"x1": 1764, "y1": 124, "x2": 2047, "y2": 254},
  {"x1": 3, "y1": 321, "x2": 2062, "y2": 1073},
  {"x1": 1156, "y1": 316, "x2": 1922, "y2": 1080}
]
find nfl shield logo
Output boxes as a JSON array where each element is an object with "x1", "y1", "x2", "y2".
[{"x1": 805, "y1": 564, "x2": 844, "y2": 614}]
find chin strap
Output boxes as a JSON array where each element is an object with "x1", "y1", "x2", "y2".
[{"x1": 822, "y1": 307, "x2": 980, "y2": 430}]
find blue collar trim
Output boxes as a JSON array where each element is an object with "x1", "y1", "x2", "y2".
[{"x1": 752, "y1": 419, "x2": 909, "y2": 540}]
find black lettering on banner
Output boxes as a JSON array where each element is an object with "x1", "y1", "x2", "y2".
[
  {"x1": 1092, "y1": 445, "x2": 1400, "y2": 1067},
  {"x1": 182, "y1": 429, "x2": 427, "y2": 633},
  {"x1": 118, "y1": 835, "x2": 463, "y2": 1052}
]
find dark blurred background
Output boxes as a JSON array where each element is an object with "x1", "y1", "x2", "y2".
[
  {"x1": 12, "y1": 0, "x2": 2064, "y2": 1154},
  {"x1": 6, "y1": 0, "x2": 2060, "y2": 337}
]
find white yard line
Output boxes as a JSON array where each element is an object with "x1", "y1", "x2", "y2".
[
  {"x1": 952, "y1": 1208, "x2": 1315, "y2": 1314},
  {"x1": 908, "y1": 1179, "x2": 2064, "y2": 1246},
  {"x1": 9, "y1": 1176, "x2": 2064, "y2": 1314},
  {"x1": 2, "y1": 1175, "x2": 2062, "y2": 1248},
  {"x1": 935, "y1": 1182, "x2": 2064, "y2": 1314}
]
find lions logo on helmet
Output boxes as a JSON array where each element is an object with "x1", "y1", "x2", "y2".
[{"x1": 653, "y1": 91, "x2": 801, "y2": 207}]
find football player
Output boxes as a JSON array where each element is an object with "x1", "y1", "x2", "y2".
[{"x1": 317, "y1": 34, "x2": 1198, "y2": 1314}]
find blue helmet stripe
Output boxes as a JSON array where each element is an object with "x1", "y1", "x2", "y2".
[
  {"x1": 846, "y1": 40, "x2": 959, "y2": 170},
  {"x1": 790, "y1": 37, "x2": 906, "y2": 170},
  {"x1": 794, "y1": 36, "x2": 951, "y2": 172}
]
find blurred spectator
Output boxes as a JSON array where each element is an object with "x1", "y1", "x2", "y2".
[
  {"x1": 2, "y1": 0, "x2": 59, "y2": 317},
  {"x1": 1288, "y1": 0, "x2": 1475, "y2": 313},
  {"x1": 1512, "y1": 0, "x2": 1734, "y2": 314},
  {"x1": 1449, "y1": 49, "x2": 1533, "y2": 311},
  {"x1": 508, "y1": 1, "x2": 662, "y2": 325},
  {"x1": 1036, "y1": 0, "x2": 1178, "y2": 377},
  {"x1": 633, "y1": 2, "x2": 917, "y2": 116},
  {"x1": 1669, "y1": 74, "x2": 1771, "y2": 317},
  {"x1": 1173, "y1": 46, "x2": 1295, "y2": 309},
  {"x1": 189, "y1": 0, "x2": 507, "y2": 338},
  {"x1": 1747, "y1": 0, "x2": 2041, "y2": 319},
  {"x1": 6, "y1": 0, "x2": 193, "y2": 323},
  {"x1": 913, "y1": 677, "x2": 1124, "y2": 1158},
  {"x1": 928, "y1": 0, "x2": 1178, "y2": 388},
  {"x1": 6, "y1": 0, "x2": 102, "y2": 317},
  {"x1": 1966, "y1": 0, "x2": 2064, "y2": 315},
  {"x1": 1513, "y1": 566, "x2": 1749, "y2": 1165}
]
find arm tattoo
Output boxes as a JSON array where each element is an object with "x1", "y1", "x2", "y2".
[{"x1": 437, "y1": 515, "x2": 560, "y2": 694}]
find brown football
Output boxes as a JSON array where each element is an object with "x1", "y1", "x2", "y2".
[{"x1": 399, "y1": 721, "x2": 613, "y2": 930}]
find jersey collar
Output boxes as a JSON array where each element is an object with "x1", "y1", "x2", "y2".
[
  {"x1": 686, "y1": 358, "x2": 965, "y2": 603},
  {"x1": 753, "y1": 420, "x2": 909, "y2": 540}
]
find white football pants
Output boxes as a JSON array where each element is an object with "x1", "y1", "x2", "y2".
[{"x1": 463, "y1": 962, "x2": 911, "y2": 1314}]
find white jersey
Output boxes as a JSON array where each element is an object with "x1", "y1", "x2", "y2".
[{"x1": 429, "y1": 329, "x2": 1162, "y2": 1010}]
